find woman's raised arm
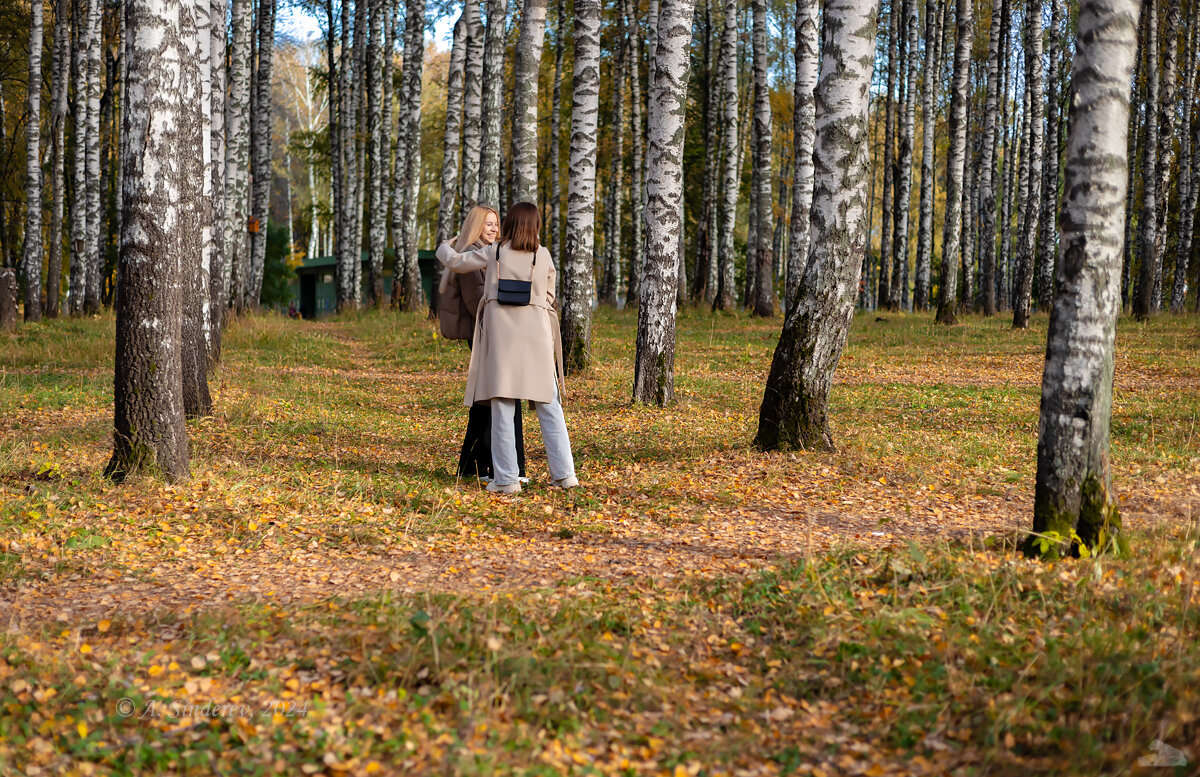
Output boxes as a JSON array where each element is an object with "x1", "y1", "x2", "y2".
[{"x1": 436, "y1": 241, "x2": 492, "y2": 273}]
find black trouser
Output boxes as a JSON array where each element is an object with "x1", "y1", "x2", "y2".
[
  {"x1": 457, "y1": 401, "x2": 526, "y2": 479},
  {"x1": 456, "y1": 338, "x2": 525, "y2": 479}
]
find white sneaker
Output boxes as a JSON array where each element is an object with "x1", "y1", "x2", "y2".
[
  {"x1": 486, "y1": 481, "x2": 521, "y2": 494},
  {"x1": 518, "y1": 476, "x2": 530, "y2": 484},
  {"x1": 549, "y1": 476, "x2": 579, "y2": 489}
]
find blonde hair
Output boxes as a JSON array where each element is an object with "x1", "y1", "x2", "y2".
[{"x1": 454, "y1": 206, "x2": 500, "y2": 252}]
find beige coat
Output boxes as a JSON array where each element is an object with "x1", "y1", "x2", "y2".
[{"x1": 436, "y1": 240, "x2": 564, "y2": 406}]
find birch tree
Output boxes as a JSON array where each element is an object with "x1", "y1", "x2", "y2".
[
  {"x1": 548, "y1": 0, "x2": 565, "y2": 263},
  {"x1": 755, "y1": 0, "x2": 879, "y2": 450},
  {"x1": 459, "y1": 0, "x2": 483, "y2": 216},
  {"x1": 1170, "y1": 5, "x2": 1198, "y2": 312},
  {"x1": 633, "y1": 0, "x2": 696, "y2": 404},
  {"x1": 248, "y1": 0, "x2": 276, "y2": 309},
  {"x1": 979, "y1": 0, "x2": 1002, "y2": 315},
  {"x1": 225, "y1": 0, "x2": 252, "y2": 314},
  {"x1": 1151, "y1": 0, "x2": 1178, "y2": 310},
  {"x1": 626, "y1": 0, "x2": 645, "y2": 305},
  {"x1": 1012, "y1": 0, "x2": 1043, "y2": 329},
  {"x1": 1029, "y1": 0, "x2": 1138, "y2": 558},
  {"x1": 890, "y1": 0, "x2": 917, "y2": 310},
  {"x1": 1133, "y1": 0, "x2": 1158, "y2": 320},
  {"x1": 786, "y1": 0, "x2": 819, "y2": 315},
  {"x1": 561, "y1": 0, "x2": 601, "y2": 371},
  {"x1": 46, "y1": 0, "x2": 70, "y2": 318},
  {"x1": 713, "y1": 0, "x2": 739, "y2": 311},
  {"x1": 83, "y1": 0, "x2": 102, "y2": 314},
  {"x1": 479, "y1": 0, "x2": 507, "y2": 206},
  {"x1": 913, "y1": 0, "x2": 941, "y2": 310},
  {"x1": 208, "y1": 0, "x2": 227, "y2": 361},
  {"x1": 21, "y1": 0, "x2": 44, "y2": 321},
  {"x1": 367, "y1": 0, "x2": 387, "y2": 306},
  {"x1": 751, "y1": 0, "x2": 774, "y2": 316},
  {"x1": 183, "y1": 0, "x2": 213, "y2": 417},
  {"x1": 878, "y1": 1, "x2": 897, "y2": 309},
  {"x1": 1036, "y1": 0, "x2": 1064, "y2": 312},
  {"x1": 934, "y1": 0, "x2": 971, "y2": 325},
  {"x1": 107, "y1": 0, "x2": 193, "y2": 482},
  {"x1": 600, "y1": 8, "x2": 628, "y2": 305},
  {"x1": 436, "y1": 10, "x2": 468, "y2": 248},
  {"x1": 512, "y1": 0, "x2": 547, "y2": 204},
  {"x1": 393, "y1": 0, "x2": 426, "y2": 309}
]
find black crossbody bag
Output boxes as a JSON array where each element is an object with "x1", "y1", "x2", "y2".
[{"x1": 496, "y1": 247, "x2": 536, "y2": 306}]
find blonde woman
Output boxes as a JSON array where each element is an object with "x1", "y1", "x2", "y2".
[
  {"x1": 437, "y1": 202, "x2": 577, "y2": 494},
  {"x1": 437, "y1": 205, "x2": 526, "y2": 482}
]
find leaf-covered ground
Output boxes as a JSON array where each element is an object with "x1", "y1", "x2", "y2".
[{"x1": 1, "y1": 309, "x2": 1198, "y2": 776}]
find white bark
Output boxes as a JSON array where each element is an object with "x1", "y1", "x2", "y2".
[
  {"x1": 713, "y1": 0, "x2": 738, "y2": 310},
  {"x1": 208, "y1": 0, "x2": 226, "y2": 360},
  {"x1": 935, "y1": 0, "x2": 971, "y2": 324},
  {"x1": 248, "y1": 0, "x2": 276, "y2": 308},
  {"x1": 750, "y1": 0, "x2": 773, "y2": 316},
  {"x1": 1032, "y1": 0, "x2": 1138, "y2": 555},
  {"x1": 785, "y1": 0, "x2": 818, "y2": 315},
  {"x1": 225, "y1": 0, "x2": 252, "y2": 314},
  {"x1": 479, "y1": 0, "x2": 507, "y2": 206},
  {"x1": 459, "y1": 0, "x2": 483, "y2": 216},
  {"x1": 22, "y1": 0, "x2": 44, "y2": 321},
  {"x1": 633, "y1": 0, "x2": 695, "y2": 404},
  {"x1": 47, "y1": 0, "x2": 69, "y2": 317},
  {"x1": 436, "y1": 10, "x2": 468, "y2": 247},
  {"x1": 367, "y1": 0, "x2": 387, "y2": 305},
  {"x1": 1171, "y1": 5, "x2": 1198, "y2": 312},
  {"x1": 1012, "y1": 0, "x2": 1043, "y2": 328},
  {"x1": 755, "y1": 0, "x2": 879, "y2": 450},
  {"x1": 108, "y1": 0, "x2": 192, "y2": 481},
  {"x1": 512, "y1": 0, "x2": 547, "y2": 204},
  {"x1": 83, "y1": 0, "x2": 102, "y2": 313},
  {"x1": 391, "y1": 0, "x2": 424, "y2": 309},
  {"x1": 626, "y1": 0, "x2": 645, "y2": 305},
  {"x1": 979, "y1": 0, "x2": 1001, "y2": 314},
  {"x1": 890, "y1": 0, "x2": 917, "y2": 311},
  {"x1": 561, "y1": 0, "x2": 601, "y2": 371},
  {"x1": 184, "y1": 0, "x2": 213, "y2": 416}
]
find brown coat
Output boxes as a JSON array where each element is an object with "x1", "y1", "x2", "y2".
[
  {"x1": 436, "y1": 240, "x2": 563, "y2": 406},
  {"x1": 437, "y1": 240, "x2": 486, "y2": 341}
]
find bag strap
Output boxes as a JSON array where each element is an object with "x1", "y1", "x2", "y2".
[{"x1": 496, "y1": 243, "x2": 536, "y2": 282}]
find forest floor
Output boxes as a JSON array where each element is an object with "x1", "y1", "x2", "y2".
[{"x1": 1, "y1": 308, "x2": 1199, "y2": 776}]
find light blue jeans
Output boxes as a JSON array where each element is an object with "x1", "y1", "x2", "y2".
[{"x1": 491, "y1": 389, "x2": 575, "y2": 486}]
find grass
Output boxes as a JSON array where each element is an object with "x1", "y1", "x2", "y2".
[{"x1": 1, "y1": 307, "x2": 1198, "y2": 775}]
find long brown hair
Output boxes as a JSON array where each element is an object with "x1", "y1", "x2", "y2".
[
  {"x1": 454, "y1": 205, "x2": 499, "y2": 252},
  {"x1": 500, "y1": 202, "x2": 541, "y2": 252}
]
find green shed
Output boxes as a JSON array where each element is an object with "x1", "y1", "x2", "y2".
[{"x1": 291, "y1": 250, "x2": 437, "y2": 318}]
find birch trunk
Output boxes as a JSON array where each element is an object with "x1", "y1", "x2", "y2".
[
  {"x1": 934, "y1": 0, "x2": 971, "y2": 325},
  {"x1": 626, "y1": 0, "x2": 645, "y2": 305},
  {"x1": 479, "y1": 0, "x2": 506, "y2": 206},
  {"x1": 83, "y1": 0, "x2": 102, "y2": 314},
  {"x1": 69, "y1": 0, "x2": 86, "y2": 315},
  {"x1": 226, "y1": 0, "x2": 252, "y2": 314},
  {"x1": 979, "y1": 0, "x2": 1002, "y2": 314},
  {"x1": 692, "y1": 0, "x2": 715, "y2": 302},
  {"x1": 512, "y1": 0, "x2": 548, "y2": 204},
  {"x1": 184, "y1": 0, "x2": 213, "y2": 416},
  {"x1": 1133, "y1": 0, "x2": 1159, "y2": 320},
  {"x1": 47, "y1": 0, "x2": 70, "y2": 318},
  {"x1": 878, "y1": 1, "x2": 897, "y2": 310},
  {"x1": 1171, "y1": 7, "x2": 1198, "y2": 312},
  {"x1": 208, "y1": 0, "x2": 226, "y2": 363},
  {"x1": 107, "y1": 0, "x2": 192, "y2": 482},
  {"x1": 786, "y1": 0, "x2": 819, "y2": 315},
  {"x1": 22, "y1": 0, "x2": 45, "y2": 321},
  {"x1": 367, "y1": 0, "x2": 387, "y2": 306},
  {"x1": 755, "y1": 0, "x2": 878, "y2": 450},
  {"x1": 392, "y1": 0, "x2": 425, "y2": 309},
  {"x1": 460, "y1": 0, "x2": 483, "y2": 216},
  {"x1": 913, "y1": 0, "x2": 941, "y2": 310},
  {"x1": 1151, "y1": 0, "x2": 1178, "y2": 310},
  {"x1": 435, "y1": 11, "x2": 468, "y2": 249},
  {"x1": 633, "y1": 0, "x2": 695, "y2": 404},
  {"x1": 713, "y1": 0, "x2": 738, "y2": 311},
  {"x1": 549, "y1": 0, "x2": 565, "y2": 265},
  {"x1": 890, "y1": 0, "x2": 917, "y2": 311},
  {"x1": 750, "y1": 0, "x2": 774, "y2": 316},
  {"x1": 600, "y1": 9, "x2": 628, "y2": 305},
  {"x1": 1013, "y1": 0, "x2": 1043, "y2": 329},
  {"x1": 247, "y1": 0, "x2": 276, "y2": 309},
  {"x1": 1030, "y1": 0, "x2": 1137, "y2": 558},
  {"x1": 562, "y1": 0, "x2": 601, "y2": 372},
  {"x1": 1036, "y1": 0, "x2": 1063, "y2": 311}
]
